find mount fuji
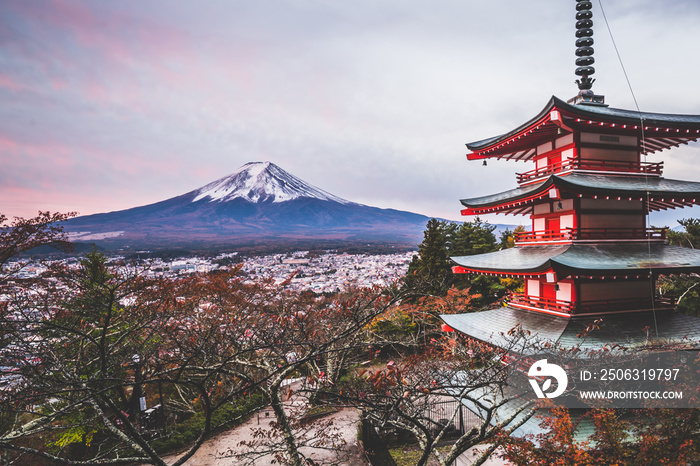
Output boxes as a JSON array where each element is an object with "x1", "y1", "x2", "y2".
[
  {"x1": 192, "y1": 162, "x2": 352, "y2": 205},
  {"x1": 61, "y1": 162, "x2": 433, "y2": 250}
]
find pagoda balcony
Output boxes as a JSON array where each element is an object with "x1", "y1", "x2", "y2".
[
  {"x1": 509, "y1": 294, "x2": 573, "y2": 315},
  {"x1": 509, "y1": 294, "x2": 675, "y2": 316},
  {"x1": 516, "y1": 159, "x2": 664, "y2": 185},
  {"x1": 514, "y1": 227, "x2": 667, "y2": 244}
]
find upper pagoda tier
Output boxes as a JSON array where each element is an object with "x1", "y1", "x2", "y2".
[
  {"x1": 443, "y1": 0, "x2": 700, "y2": 341},
  {"x1": 467, "y1": 96, "x2": 700, "y2": 185},
  {"x1": 468, "y1": 96, "x2": 700, "y2": 160}
]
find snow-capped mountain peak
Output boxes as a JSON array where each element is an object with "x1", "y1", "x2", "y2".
[{"x1": 192, "y1": 162, "x2": 352, "y2": 204}]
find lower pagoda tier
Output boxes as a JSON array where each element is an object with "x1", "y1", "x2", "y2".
[
  {"x1": 440, "y1": 307, "x2": 700, "y2": 351},
  {"x1": 452, "y1": 243, "x2": 700, "y2": 316}
]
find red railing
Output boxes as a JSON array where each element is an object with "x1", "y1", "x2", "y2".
[
  {"x1": 509, "y1": 294, "x2": 675, "y2": 315},
  {"x1": 516, "y1": 159, "x2": 664, "y2": 184},
  {"x1": 515, "y1": 227, "x2": 667, "y2": 244},
  {"x1": 515, "y1": 229, "x2": 575, "y2": 242},
  {"x1": 509, "y1": 293, "x2": 573, "y2": 314}
]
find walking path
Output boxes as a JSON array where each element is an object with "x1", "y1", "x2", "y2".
[
  {"x1": 160, "y1": 379, "x2": 510, "y2": 465},
  {"x1": 163, "y1": 382, "x2": 365, "y2": 465},
  {"x1": 166, "y1": 407, "x2": 363, "y2": 465}
]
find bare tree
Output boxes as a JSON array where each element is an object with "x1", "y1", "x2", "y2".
[
  {"x1": 321, "y1": 327, "x2": 539, "y2": 466},
  {"x1": 219, "y1": 286, "x2": 406, "y2": 466},
  {"x1": 0, "y1": 211, "x2": 75, "y2": 268},
  {"x1": 0, "y1": 246, "x2": 265, "y2": 464}
]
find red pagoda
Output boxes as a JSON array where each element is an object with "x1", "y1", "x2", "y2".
[{"x1": 441, "y1": 0, "x2": 700, "y2": 349}]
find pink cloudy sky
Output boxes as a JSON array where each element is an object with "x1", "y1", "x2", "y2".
[{"x1": 2, "y1": 0, "x2": 700, "y2": 227}]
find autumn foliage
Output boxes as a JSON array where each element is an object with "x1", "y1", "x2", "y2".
[{"x1": 501, "y1": 404, "x2": 700, "y2": 465}]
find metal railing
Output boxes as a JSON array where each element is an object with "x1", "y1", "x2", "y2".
[
  {"x1": 509, "y1": 293, "x2": 574, "y2": 314},
  {"x1": 509, "y1": 293, "x2": 675, "y2": 315}
]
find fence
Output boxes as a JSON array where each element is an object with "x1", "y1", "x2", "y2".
[
  {"x1": 424, "y1": 397, "x2": 481, "y2": 436},
  {"x1": 362, "y1": 398, "x2": 483, "y2": 466}
]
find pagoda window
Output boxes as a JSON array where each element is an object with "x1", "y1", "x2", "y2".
[
  {"x1": 560, "y1": 214, "x2": 575, "y2": 231},
  {"x1": 533, "y1": 217, "x2": 546, "y2": 234},
  {"x1": 556, "y1": 281, "x2": 573, "y2": 302},
  {"x1": 535, "y1": 156, "x2": 548, "y2": 171},
  {"x1": 561, "y1": 147, "x2": 575, "y2": 162},
  {"x1": 526, "y1": 279, "x2": 540, "y2": 298}
]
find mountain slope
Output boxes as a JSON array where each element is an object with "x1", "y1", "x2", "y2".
[{"x1": 61, "y1": 162, "x2": 433, "y2": 249}]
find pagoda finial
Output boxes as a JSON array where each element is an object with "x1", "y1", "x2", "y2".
[
  {"x1": 570, "y1": 0, "x2": 605, "y2": 105},
  {"x1": 575, "y1": 0, "x2": 595, "y2": 90}
]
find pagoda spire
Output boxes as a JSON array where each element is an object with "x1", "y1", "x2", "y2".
[
  {"x1": 574, "y1": 0, "x2": 595, "y2": 90},
  {"x1": 570, "y1": 0, "x2": 605, "y2": 105}
]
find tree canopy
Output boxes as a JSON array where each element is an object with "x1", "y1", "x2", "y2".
[{"x1": 404, "y1": 218, "x2": 518, "y2": 306}]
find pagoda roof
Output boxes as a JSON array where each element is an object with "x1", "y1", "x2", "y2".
[
  {"x1": 451, "y1": 243, "x2": 700, "y2": 277},
  {"x1": 461, "y1": 173, "x2": 700, "y2": 215},
  {"x1": 467, "y1": 96, "x2": 700, "y2": 161},
  {"x1": 440, "y1": 307, "x2": 700, "y2": 350}
]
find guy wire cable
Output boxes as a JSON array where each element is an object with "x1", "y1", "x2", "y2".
[{"x1": 597, "y1": 0, "x2": 658, "y2": 339}]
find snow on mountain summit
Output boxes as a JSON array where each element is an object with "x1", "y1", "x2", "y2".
[{"x1": 192, "y1": 162, "x2": 352, "y2": 204}]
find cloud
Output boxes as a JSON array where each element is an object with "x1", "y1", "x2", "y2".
[{"x1": 0, "y1": 0, "x2": 699, "y2": 230}]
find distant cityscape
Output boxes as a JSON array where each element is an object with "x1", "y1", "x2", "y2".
[{"x1": 8, "y1": 250, "x2": 416, "y2": 293}]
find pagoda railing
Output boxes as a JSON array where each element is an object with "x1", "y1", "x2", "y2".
[
  {"x1": 509, "y1": 293, "x2": 675, "y2": 315},
  {"x1": 516, "y1": 159, "x2": 664, "y2": 184},
  {"x1": 515, "y1": 227, "x2": 667, "y2": 244},
  {"x1": 509, "y1": 294, "x2": 574, "y2": 314},
  {"x1": 515, "y1": 229, "x2": 575, "y2": 243}
]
